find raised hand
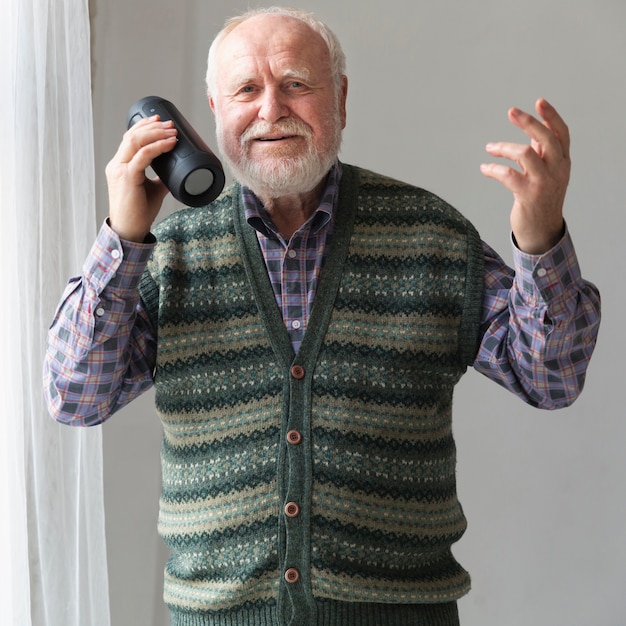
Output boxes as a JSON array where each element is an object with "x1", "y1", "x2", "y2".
[{"x1": 480, "y1": 98, "x2": 570, "y2": 254}]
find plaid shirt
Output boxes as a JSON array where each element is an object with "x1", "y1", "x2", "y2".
[
  {"x1": 43, "y1": 167, "x2": 601, "y2": 425},
  {"x1": 242, "y1": 163, "x2": 341, "y2": 352}
]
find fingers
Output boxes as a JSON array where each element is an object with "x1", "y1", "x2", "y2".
[
  {"x1": 483, "y1": 140, "x2": 545, "y2": 180},
  {"x1": 479, "y1": 160, "x2": 526, "y2": 195},
  {"x1": 535, "y1": 97, "x2": 571, "y2": 160},
  {"x1": 507, "y1": 98, "x2": 570, "y2": 163},
  {"x1": 113, "y1": 116, "x2": 178, "y2": 175},
  {"x1": 480, "y1": 99, "x2": 571, "y2": 188}
]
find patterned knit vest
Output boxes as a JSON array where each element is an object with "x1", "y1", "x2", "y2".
[{"x1": 139, "y1": 164, "x2": 485, "y2": 626}]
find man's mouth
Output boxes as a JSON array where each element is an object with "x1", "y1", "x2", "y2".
[{"x1": 255, "y1": 135, "x2": 297, "y2": 142}]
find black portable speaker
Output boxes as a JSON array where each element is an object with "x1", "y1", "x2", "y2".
[{"x1": 127, "y1": 96, "x2": 225, "y2": 207}]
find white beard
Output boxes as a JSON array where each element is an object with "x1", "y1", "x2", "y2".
[{"x1": 216, "y1": 113, "x2": 342, "y2": 200}]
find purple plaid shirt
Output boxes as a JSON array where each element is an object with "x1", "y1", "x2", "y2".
[
  {"x1": 44, "y1": 165, "x2": 601, "y2": 425},
  {"x1": 242, "y1": 163, "x2": 340, "y2": 352}
]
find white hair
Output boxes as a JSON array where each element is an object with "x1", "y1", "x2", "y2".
[{"x1": 205, "y1": 6, "x2": 346, "y2": 100}]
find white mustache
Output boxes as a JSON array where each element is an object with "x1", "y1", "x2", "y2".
[{"x1": 240, "y1": 119, "x2": 313, "y2": 143}]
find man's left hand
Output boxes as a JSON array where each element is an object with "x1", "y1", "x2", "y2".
[{"x1": 481, "y1": 98, "x2": 570, "y2": 254}]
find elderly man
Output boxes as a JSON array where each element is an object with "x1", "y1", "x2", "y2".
[{"x1": 44, "y1": 6, "x2": 600, "y2": 626}]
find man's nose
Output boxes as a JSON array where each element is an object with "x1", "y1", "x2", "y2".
[{"x1": 257, "y1": 87, "x2": 289, "y2": 123}]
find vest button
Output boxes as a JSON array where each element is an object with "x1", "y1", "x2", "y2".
[
  {"x1": 286, "y1": 430, "x2": 302, "y2": 445},
  {"x1": 290, "y1": 365, "x2": 305, "y2": 379},
  {"x1": 284, "y1": 502, "x2": 300, "y2": 518},
  {"x1": 284, "y1": 568, "x2": 300, "y2": 584}
]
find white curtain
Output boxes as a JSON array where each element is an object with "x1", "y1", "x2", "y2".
[{"x1": 0, "y1": 1, "x2": 111, "y2": 625}]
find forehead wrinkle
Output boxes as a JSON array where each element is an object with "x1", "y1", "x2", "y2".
[{"x1": 215, "y1": 16, "x2": 332, "y2": 94}]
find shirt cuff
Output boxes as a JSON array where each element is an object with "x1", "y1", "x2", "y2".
[
  {"x1": 511, "y1": 223, "x2": 583, "y2": 304},
  {"x1": 82, "y1": 219, "x2": 156, "y2": 294}
]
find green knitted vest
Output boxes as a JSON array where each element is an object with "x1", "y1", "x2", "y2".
[{"x1": 139, "y1": 164, "x2": 484, "y2": 626}]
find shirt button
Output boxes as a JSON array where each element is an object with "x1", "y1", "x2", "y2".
[
  {"x1": 284, "y1": 568, "x2": 300, "y2": 584},
  {"x1": 292, "y1": 320, "x2": 301, "y2": 330},
  {"x1": 287, "y1": 249, "x2": 297, "y2": 259},
  {"x1": 286, "y1": 430, "x2": 302, "y2": 445},
  {"x1": 95, "y1": 307, "x2": 105, "y2": 317},
  {"x1": 290, "y1": 365, "x2": 305, "y2": 379},
  {"x1": 536, "y1": 267, "x2": 548, "y2": 278},
  {"x1": 110, "y1": 249, "x2": 121, "y2": 259},
  {"x1": 284, "y1": 502, "x2": 301, "y2": 518}
]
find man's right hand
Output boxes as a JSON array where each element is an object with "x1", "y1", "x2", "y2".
[{"x1": 105, "y1": 115, "x2": 178, "y2": 242}]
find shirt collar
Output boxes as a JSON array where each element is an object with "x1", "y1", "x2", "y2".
[{"x1": 243, "y1": 161, "x2": 343, "y2": 238}]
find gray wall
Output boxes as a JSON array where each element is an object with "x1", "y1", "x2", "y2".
[{"x1": 91, "y1": 1, "x2": 624, "y2": 624}]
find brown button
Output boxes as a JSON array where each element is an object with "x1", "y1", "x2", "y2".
[
  {"x1": 284, "y1": 568, "x2": 300, "y2": 583},
  {"x1": 290, "y1": 365, "x2": 305, "y2": 379},
  {"x1": 284, "y1": 502, "x2": 300, "y2": 518},
  {"x1": 286, "y1": 430, "x2": 302, "y2": 445}
]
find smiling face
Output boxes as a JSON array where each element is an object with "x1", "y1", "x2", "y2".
[{"x1": 209, "y1": 14, "x2": 347, "y2": 200}]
